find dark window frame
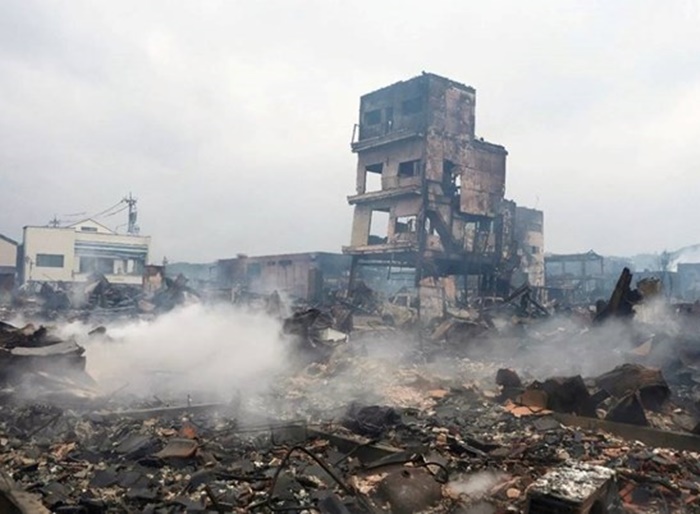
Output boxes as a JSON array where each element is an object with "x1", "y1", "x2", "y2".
[
  {"x1": 364, "y1": 109, "x2": 381, "y2": 126},
  {"x1": 398, "y1": 160, "x2": 420, "y2": 178},
  {"x1": 36, "y1": 253, "x2": 64, "y2": 268},
  {"x1": 401, "y1": 97, "x2": 422, "y2": 115}
]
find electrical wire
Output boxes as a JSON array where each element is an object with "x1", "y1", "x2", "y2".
[
  {"x1": 416, "y1": 460, "x2": 450, "y2": 484},
  {"x1": 260, "y1": 447, "x2": 448, "y2": 512},
  {"x1": 263, "y1": 445, "x2": 378, "y2": 513},
  {"x1": 332, "y1": 437, "x2": 380, "y2": 467},
  {"x1": 362, "y1": 453, "x2": 450, "y2": 484},
  {"x1": 87, "y1": 200, "x2": 126, "y2": 220},
  {"x1": 103, "y1": 204, "x2": 129, "y2": 217}
]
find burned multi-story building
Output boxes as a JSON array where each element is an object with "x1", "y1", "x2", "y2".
[{"x1": 343, "y1": 72, "x2": 541, "y2": 313}]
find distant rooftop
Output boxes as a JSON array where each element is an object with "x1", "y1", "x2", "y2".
[
  {"x1": 0, "y1": 234, "x2": 18, "y2": 246},
  {"x1": 545, "y1": 250, "x2": 603, "y2": 262},
  {"x1": 218, "y1": 251, "x2": 347, "y2": 263}
]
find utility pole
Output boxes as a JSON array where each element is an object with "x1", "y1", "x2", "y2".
[
  {"x1": 123, "y1": 193, "x2": 139, "y2": 234},
  {"x1": 48, "y1": 215, "x2": 60, "y2": 227}
]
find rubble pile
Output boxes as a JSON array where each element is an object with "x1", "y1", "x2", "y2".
[
  {"x1": 267, "y1": 360, "x2": 700, "y2": 512},
  {"x1": 0, "y1": 321, "x2": 95, "y2": 403},
  {"x1": 3, "y1": 354, "x2": 699, "y2": 513},
  {"x1": 11, "y1": 273, "x2": 200, "y2": 322},
  {"x1": 2, "y1": 271, "x2": 700, "y2": 512},
  {"x1": 282, "y1": 308, "x2": 349, "y2": 363}
]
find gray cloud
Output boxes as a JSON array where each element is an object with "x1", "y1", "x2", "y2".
[{"x1": 1, "y1": 0, "x2": 700, "y2": 261}]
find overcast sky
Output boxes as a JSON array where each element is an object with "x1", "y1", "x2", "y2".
[{"x1": 2, "y1": 1, "x2": 700, "y2": 262}]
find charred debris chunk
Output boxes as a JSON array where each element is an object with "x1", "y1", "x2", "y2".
[{"x1": 0, "y1": 321, "x2": 91, "y2": 402}]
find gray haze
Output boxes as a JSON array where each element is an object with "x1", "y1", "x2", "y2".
[{"x1": 2, "y1": 1, "x2": 700, "y2": 262}]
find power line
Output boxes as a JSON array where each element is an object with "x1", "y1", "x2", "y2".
[
  {"x1": 46, "y1": 196, "x2": 139, "y2": 233},
  {"x1": 62, "y1": 211, "x2": 87, "y2": 218},
  {"x1": 104, "y1": 204, "x2": 129, "y2": 217},
  {"x1": 89, "y1": 200, "x2": 126, "y2": 220}
]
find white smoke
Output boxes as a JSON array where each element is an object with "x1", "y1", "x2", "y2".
[
  {"x1": 447, "y1": 471, "x2": 509, "y2": 498},
  {"x1": 58, "y1": 303, "x2": 289, "y2": 401}
]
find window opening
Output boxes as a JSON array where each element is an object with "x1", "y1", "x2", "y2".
[
  {"x1": 364, "y1": 109, "x2": 381, "y2": 125},
  {"x1": 398, "y1": 160, "x2": 419, "y2": 178}
]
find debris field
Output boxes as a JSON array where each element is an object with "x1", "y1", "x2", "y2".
[{"x1": 1, "y1": 270, "x2": 700, "y2": 513}]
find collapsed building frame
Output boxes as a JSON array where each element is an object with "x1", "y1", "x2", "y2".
[{"x1": 343, "y1": 73, "x2": 542, "y2": 316}]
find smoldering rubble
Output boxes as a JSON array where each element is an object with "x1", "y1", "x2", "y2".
[
  {"x1": 2, "y1": 272, "x2": 700, "y2": 513},
  {"x1": 8, "y1": 271, "x2": 201, "y2": 323}
]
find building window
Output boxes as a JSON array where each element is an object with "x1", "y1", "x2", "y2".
[
  {"x1": 79, "y1": 256, "x2": 115, "y2": 274},
  {"x1": 401, "y1": 97, "x2": 422, "y2": 115},
  {"x1": 385, "y1": 106, "x2": 394, "y2": 128},
  {"x1": 366, "y1": 163, "x2": 383, "y2": 174},
  {"x1": 369, "y1": 209, "x2": 390, "y2": 244},
  {"x1": 249, "y1": 263, "x2": 262, "y2": 277},
  {"x1": 364, "y1": 163, "x2": 383, "y2": 193},
  {"x1": 395, "y1": 215, "x2": 417, "y2": 233},
  {"x1": 80, "y1": 227, "x2": 98, "y2": 232},
  {"x1": 79, "y1": 257, "x2": 93, "y2": 273},
  {"x1": 364, "y1": 109, "x2": 381, "y2": 126},
  {"x1": 36, "y1": 253, "x2": 64, "y2": 268},
  {"x1": 398, "y1": 160, "x2": 420, "y2": 178}
]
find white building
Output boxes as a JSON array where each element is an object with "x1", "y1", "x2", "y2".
[
  {"x1": 0, "y1": 234, "x2": 18, "y2": 270},
  {"x1": 0, "y1": 234, "x2": 19, "y2": 298},
  {"x1": 20, "y1": 219, "x2": 150, "y2": 286}
]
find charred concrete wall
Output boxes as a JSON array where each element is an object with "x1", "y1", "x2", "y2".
[
  {"x1": 461, "y1": 141, "x2": 507, "y2": 217},
  {"x1": 354, "y1": 139, "x2": 424, "y2": 194},
  {"x1": 426, "y1": 76, "x2": 475, "y2": 138},
  {"x1": 356, "y1": 73, "x2": 476, "y2": 144},
  {"x1": 357, "y1": 76, "x2": 430, "y2": 141}
]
